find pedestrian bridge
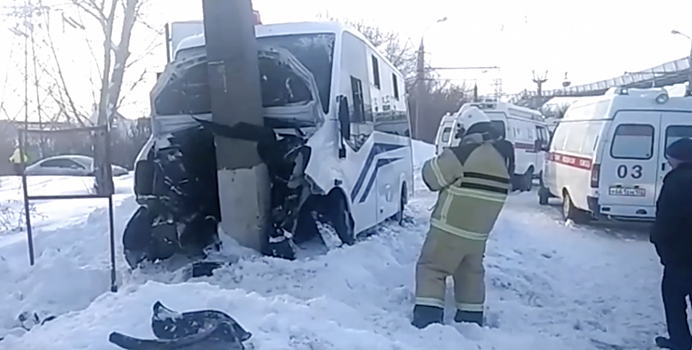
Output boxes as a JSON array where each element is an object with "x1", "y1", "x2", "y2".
[{"x1": 509, "y1": 56, "x2": 691, "y2": 108}]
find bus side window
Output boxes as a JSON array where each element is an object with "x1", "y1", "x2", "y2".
[
  {"x1": 341, "y1": 32, "x2": 373, "y2": 152},
  {"x1": 350, "y1": 76, "x2": 365, "y2": 123}
]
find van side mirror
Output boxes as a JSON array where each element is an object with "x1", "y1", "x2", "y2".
[{"x1": 337, "y1": 95, "x2": 351, "y2": 141}]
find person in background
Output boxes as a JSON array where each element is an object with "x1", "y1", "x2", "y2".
[
  {"x1": 412, "y1": 109, "x2": 514, "y2": 329},
  {"x1": 651, "y1": 138, "x2": 692, "y2": 350},
  {"x1": 9, "y1": 143, "x2": 29, "y2": 175}
]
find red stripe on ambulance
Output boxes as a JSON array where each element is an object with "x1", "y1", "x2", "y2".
[{"x1": 549, "y1": 152, "x2": 592, "y2": 170}]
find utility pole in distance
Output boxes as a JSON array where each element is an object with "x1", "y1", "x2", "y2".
[
  {"x1": 201, "y1": 0, "x2": 270, "y2": 252},
  {"x1": 531, "y1": 70, "x2": 548, "y2": 109},
  {"x1": 532, "y1": 70, "x2": 548, "y2": 97}
]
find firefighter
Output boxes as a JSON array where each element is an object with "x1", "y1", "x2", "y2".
[
  {"x1": 412, "y1": 108, "x2": 514, "y2": 329},
  {"x1": 8, "y1": 143, "x2": 29, "y2": 175}
]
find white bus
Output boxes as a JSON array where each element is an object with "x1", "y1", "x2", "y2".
[{"x1": 133, "y1": 21, "x2": 414, "y2": 255}]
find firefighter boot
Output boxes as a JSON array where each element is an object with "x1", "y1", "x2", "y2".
[
  {"x1": 454, "y1": 310, "x2": 483, "y2": 327},
  {"x1": 411, "y1": 305, "x2": 444, "y2": 329}
]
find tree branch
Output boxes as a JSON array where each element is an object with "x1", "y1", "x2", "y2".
[
  {"x1": 38, "y1": 0, "x2": 88, "y2": 126},
  {"x1": 70, "y1": 0, "x2": 106, "y2": 28}
]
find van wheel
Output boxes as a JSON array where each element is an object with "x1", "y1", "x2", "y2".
[
  {"x1": 538, "y1": 185, "x2": 550, "y2": 206},
  {"x1": 562, "y1": 191, "x2": 588, "y2": 224},
  {"x1": 521, "y1": 168, "x2": 533, "y2": 192}
]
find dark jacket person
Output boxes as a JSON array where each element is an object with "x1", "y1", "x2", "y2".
[{"x1": 651, "y1": 137, "x2": 692, "y2": 350}]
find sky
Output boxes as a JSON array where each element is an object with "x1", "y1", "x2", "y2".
[{"x1": 1, "y1": 0, "x2": 691, "y2": 121}]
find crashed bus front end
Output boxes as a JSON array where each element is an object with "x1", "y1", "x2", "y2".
[{"x1": 124, "y1": 33, "x2": 337, "y2": 268}]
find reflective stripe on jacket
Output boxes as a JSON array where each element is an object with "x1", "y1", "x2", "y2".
[{"x1": 421, "y1": 138, "x2": 511, "y2": 240}]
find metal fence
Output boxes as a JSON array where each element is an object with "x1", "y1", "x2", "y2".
[{"x1": 16, "y1": 124, "x2": 118, "y2": 293}]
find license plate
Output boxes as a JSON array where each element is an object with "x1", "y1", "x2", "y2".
[{"x1": 608, "y1": 187, "x2": 646, "y2": 197}]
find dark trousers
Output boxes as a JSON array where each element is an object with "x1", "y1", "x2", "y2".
[
  {"x1": 12, "y1": 163, "x2": 24, "y2": 175},
  {"x1": 662, "y1": 266, "x2": 692, "y2": 350}
]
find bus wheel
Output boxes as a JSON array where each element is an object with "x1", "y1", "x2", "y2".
[
  {"x1": 326, "y1": 191, "x2": 355, "y2": 245},
  {"x1": 391, "y1": 183, "x2": 407, "y2": 225}
]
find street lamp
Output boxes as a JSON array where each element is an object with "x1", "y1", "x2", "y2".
[
  {"x1": 415, "y1": 17, "x2": 447, "y2": 139},
  {"x1": 671, "y1": 29, "x2": 692, "y2": 96}
]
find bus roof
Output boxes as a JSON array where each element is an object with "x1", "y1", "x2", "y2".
[
  {"x1": 172, "y1": 20, "x2": 403, "y2": 77},
  {"x1": 175, "y1": 21, "x2": 348, "y2": 56}
]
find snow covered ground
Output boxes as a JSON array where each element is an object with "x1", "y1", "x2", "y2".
[{"x1": 0, "y1": 141, "x2": 667, "y2": 350}]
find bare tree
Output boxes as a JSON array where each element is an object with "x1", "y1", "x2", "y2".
[
  {"x1": 408, "y1": 84, "x2": 472, "y2": 143},
  {"x1": 315, "y1": 14, "x2": 472, "y2": 142},
  {"x1": 60, "y1": 0, "x2": 150, "y2": 193},
  {"x1": 316, "y1": 13, "x2": 417, "y2": 80}
]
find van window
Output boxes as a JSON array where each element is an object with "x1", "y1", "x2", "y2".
[
  {"x1": 610, "y1": 124, "x2": 654, "y2": 160},
  {"x1": 579, "y1": 121, "x2": 603, "y2": 154},
  {"x1": 441, "y1": 127, "x2": 452, "y2": 143},
  {"x1": 564, "y1": 122, "x2": 588, "y2": 153},
  {"x1": 536, "y1": 125, "x2": 549, "y2": 148},
  {"x1": 490, "y1": 120, "x2": 506, "y2": 138},
  {"x1": 551, "y1": 124, "x2": 570, "y2": 150},
  {"x1": 665, "y1": 126, "x2": 692, "y2": 150}
]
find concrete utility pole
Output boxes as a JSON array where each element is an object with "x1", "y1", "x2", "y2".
[
  {"x1": 671, "y1": 30, "x2": 692, "y2": 96},
  {"x1": 202, "y1": 0, "x2": 270, "y2": 252}
]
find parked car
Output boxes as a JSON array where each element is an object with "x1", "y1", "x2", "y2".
[{"x1": 23, "y1": 155, "x2": 129, "y2": 177}]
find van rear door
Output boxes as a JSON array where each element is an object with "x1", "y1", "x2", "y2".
[
  {"x1": 436, "y1": 121, "x2": 453, "y2": 155},
  {"x1": 599, "y1": 111, "x2": 660, "y2": 216},
  {"x1": 656, "y1": 111, "x2": 692, "y2": 200}
]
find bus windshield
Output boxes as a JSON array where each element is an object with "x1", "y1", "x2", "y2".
[{"x1": 156, "y1": 33, "x2": 335, "y2": 116}]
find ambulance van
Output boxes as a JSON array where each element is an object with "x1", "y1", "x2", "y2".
[
  {"x1": 446, "y1": 100, "x2": 549, "y2": 191},
  {"x1": 538, "y1": 87, "x2": 692, "y2": 222},
  {"x1": 434, "y1": 112, "x2": 455, "y2": 155}
]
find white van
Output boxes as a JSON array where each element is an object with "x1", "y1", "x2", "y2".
[
  {"x1": 538, "y1": 87, "x2": 692, "y2": 222},
  {"x1": 446, "y1": 100, "x2": 549, "y2": 191},
  {"x1": 434, "y1": 113, "x2": 455, "y2": 155},
  {"x1": 134, "y1": 21, "x2": 414, "y2": 253}
]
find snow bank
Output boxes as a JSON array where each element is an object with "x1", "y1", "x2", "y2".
[
  {"x1": 0, "y1": 174, "x2": 139, "y2": 335},
  {"x1": 0, "y1": 140, "x2": 667, "y2": 350},
  {"x1": 665, "y1": 82, "x2": 689, "y2": 97},
  {"x1": 1, "y1": 279, "x2": 563, "y2": 350},
  {"x1": 411, "y1": 140, "x2": 434, "y2": 169}
]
